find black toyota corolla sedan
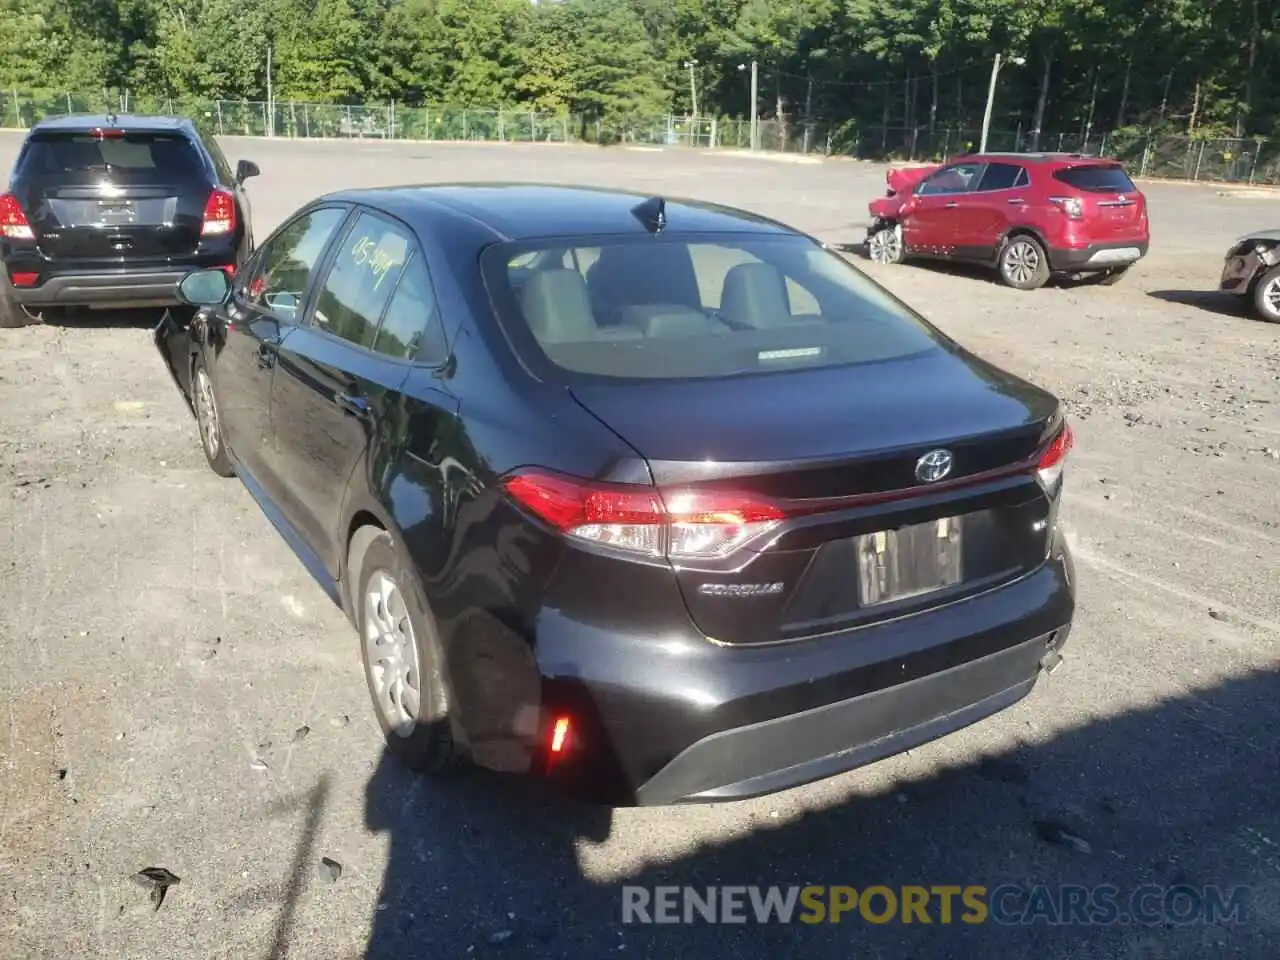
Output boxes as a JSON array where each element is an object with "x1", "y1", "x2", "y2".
[{"x1": 155, "y1": 184, "x2": 1076, "y2": 806}]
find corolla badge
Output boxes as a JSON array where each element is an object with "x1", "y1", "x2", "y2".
[{"x1": 915, "y1": 449, "x2": 954, "y2": 483}]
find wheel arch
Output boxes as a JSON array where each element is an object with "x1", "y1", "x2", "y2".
[{"x1": 997, "y1": 225, "x2": 1052, "y2": 264}]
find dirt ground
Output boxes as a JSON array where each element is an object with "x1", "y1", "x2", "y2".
[{"x1": 1, "y1": 135, "x2": 1277, "y2": 960}]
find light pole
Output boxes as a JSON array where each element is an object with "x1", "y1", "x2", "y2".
[
  {"x1": 683, "y1": 60, "x2": 699, "y2": 118},
  {"x1": 738, "y1": 60, "x2": 758, "y2": 150},
  {"x1": 979, "y1": 53, "x2": 1024, "y2": 153}
]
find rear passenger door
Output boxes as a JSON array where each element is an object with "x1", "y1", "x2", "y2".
[
  {"x1": 266, "y1": 208, "x2": 452, "y2": 576},
  {"x1": 955, "y1": 161, "x2": 1030, "y2": 259}
]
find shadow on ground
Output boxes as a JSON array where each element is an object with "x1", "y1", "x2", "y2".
[
  {"x1": 1148, "y1": 290, "x2": 1258, "y2": 319},
  {"x1": 265, "y1": 668, "x2": 1279, "y2": 958},
  {"x1": 36, "y1": 306, "x2": 166, "y2": 329}
]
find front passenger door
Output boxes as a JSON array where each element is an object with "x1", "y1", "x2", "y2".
[
  {"x1": 902, "y1": 161, "x2": 984, "y2": 253},
  {"x1": 213, "y1": 204, "x2": 350, "y2": 490}
]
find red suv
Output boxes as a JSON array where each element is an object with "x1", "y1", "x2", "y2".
[{"x1": 865, "y1": 153, "x2": 1149, "y2": 290}]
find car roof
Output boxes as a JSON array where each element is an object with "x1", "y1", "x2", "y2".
[
  {"x1": 28, "y1": 113, "x2": 196, "y2": 136},
  {"x1": 963, "y1": 152, "x2": 1118, "y2": 166},
  {"x1": 320, "y1": 183, "x2": 800, "y2": 242}
]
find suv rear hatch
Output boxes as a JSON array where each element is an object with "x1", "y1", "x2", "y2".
[
  {"x1": 1051, "y1": 161, "x2": 1147, "y2": 244},
  {"x1": 567, "y1": 354, "x2": 1066, "y2": 646},
  {"x1": 12, "y1": 129, "x2": 212, "y2": 263}
]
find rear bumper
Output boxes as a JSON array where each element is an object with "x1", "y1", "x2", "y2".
[
  {"x1": 1048, "y1": 241, "x2": 1148, "y2": 272},
  {"x1": 9, "y1": 268, "x2": 191, "y2": 309},
  {"x1": 535, "y1": 534, "x2": 1076, "y2": 806}
]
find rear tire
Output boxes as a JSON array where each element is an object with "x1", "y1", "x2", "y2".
[
  {"x1": 191, "y1": 354, "x2": 236, "y2": 477},
  {"x1": 998, "y1": 235, "x2": 1051, "y2": 290},
  {"x1": 353, "y1": 527, "x2": 460, "y2": 774},
  {"x1": 1097, "y1": 266, "x2": 1130, "y2": 286},
  {"x1": 1251, "y1": 265, "x2": 1280, "y2": 323}
]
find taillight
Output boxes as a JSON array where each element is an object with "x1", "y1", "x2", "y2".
[
  {"x1": 1049, "y1": 196, "x2": 1084, "y2": 220},
  {"x1": 1035, "y1": 422, "x2": 1074, "y2": 492},
  {"x1": 201, "y1": 189, "x2": 236, "y2": 237},
  {"x1": 89, "y1": 127, "x2": 125, "y2": 139},
  {"x1": 10, "y1": 271, "x2": 38, "y2": 287},
  {"x1": 502, "y1": 470, "x2": 785, "y2": 560},
  {"x1": 0, "y1": 193, "x2": 34, "y2": 240}
]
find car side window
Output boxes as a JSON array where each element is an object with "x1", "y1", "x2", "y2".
[
  {"x1": 203, "y1": 135, "x2": 234, "y2": 183},
  {"x1": 243, "y1": 207, "x2": 348, "y2": 322},
  {"x1": 917, "y1": 162, "x2": 983, "y2": 196},
  {"x1": 976, "y1": 162, "x2": 1027, "y2": 192},
  {"x1": 310, "y1": 212, "x2": 413, "y2": 348},
  {"x1": 373, "y1": 253, "x2": 446, "y2": 362}
]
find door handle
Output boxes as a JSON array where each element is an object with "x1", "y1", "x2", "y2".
[
  {"x1": 1007, "y1": 197, "x2": 1026, "y2": 204},
  {"x1": 943, "y1": 201, "x2": 959, "y2": 208},
  {"x1": 335, "y1": 393, "x2": 370, "y2": 418}
]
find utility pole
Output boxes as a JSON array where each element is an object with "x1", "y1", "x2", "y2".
[
  {"x1": 979, "y1": 54, "x2": 1001, "y2": 153},
  {"x1": 979, "y1": 53, "x2": 1023, "y2": 153},
  {"x1": 684, "y1": 60, "x2": 698, "y2": 118},
  {"x1": 266, "y1": 44, "x2": 274, "y2": 138},
  {"x1": 738, "y1": 60, "x2": 760, "y2": 150}
]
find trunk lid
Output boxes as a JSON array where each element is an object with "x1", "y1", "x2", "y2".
[
  {"x1": 570, "y1": 351, "x2": 1063, "y2": 645},
  {"x1": 1052, "y1": 162, "x2": 1148, "y2": 244},
  {"x1": 13, "y1": 130, "x2": 211, "y2": 262}
]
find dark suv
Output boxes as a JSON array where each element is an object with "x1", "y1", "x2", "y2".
[{"x1": 0, "y1": 113, "x2": 258, "y2": 328}]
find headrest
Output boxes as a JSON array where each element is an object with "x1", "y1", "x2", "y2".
[
  {"x1": 719, "y1": 262, "x2": 791, "y2": 328},
  {"x1": 519, "y1": 268, "x2": 599, "y2": 344}
]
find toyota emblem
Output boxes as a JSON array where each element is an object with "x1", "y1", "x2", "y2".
[{"x1": 915, "y1": 449, "x2": 954, "y2": 483}]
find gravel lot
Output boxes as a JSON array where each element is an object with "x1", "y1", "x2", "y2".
[{"x1": 1, "y1": 134, "x2": 1278, "y2": 960}]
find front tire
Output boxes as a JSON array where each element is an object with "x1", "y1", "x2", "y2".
[
  {"x1": 192, "y1": 354, "x2": 236, "y2": 477},
  {"x1": 998, "y1": 235, "x2": 1051, "y2": 290},
  {"x1": 867, "y1": 224, "x2": 906, "y2": 265},
  {"x1": 1251, "y1": 265, "x2": 1280, "y2": 323},
  {"x1": 354, "y1": 528, "x2": 460, "y2": 774}
]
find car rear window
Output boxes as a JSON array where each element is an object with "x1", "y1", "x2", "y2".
[
  {"x1": 1051, "y1": 164, "x2": 1136, "y2": 193},
  {"x1": 15, "y1": 131, "x2": 207, "y2": 183},
  {"x1": 482, "y1": 234, "x2": 945, "y2": 382}
]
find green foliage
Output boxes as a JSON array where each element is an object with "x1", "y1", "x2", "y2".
[{"x1": 4, "y1": 0, "x2": 1280, "y2": 140}]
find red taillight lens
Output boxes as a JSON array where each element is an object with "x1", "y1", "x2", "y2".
[
  {"x1": 10, "y1": 271, "x2": 38, "y2": 287},
  {"x1": 549, "y1": 716, "x2": 571, "y2": 754},
  {"x1": 1036, "y1": 422, "x2": 1074, "y2": 491},
  {"x1": 89, "y1": 127, "x2": 125, "y2": 139},
  {"x1": 201, "y1": 189, "x2": 236, "y2": 237},
  {"x1": 0, "y1": 193, "x2": 34, "y2": 240},
  {"x1": 502, "y1": 470, "x2": 785, "y2": 560},
  {"x1": 1049, "y1": 196, "x2": 1084, "y2": 220}
]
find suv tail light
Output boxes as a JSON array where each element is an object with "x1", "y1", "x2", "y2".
[
  {"x1": 1035, "y1": 422, "x2": 1074, "y2": 492},
  {"x1": 1049, "y1": 196, "x2": 1084, "y2": 220},
  {"x1": 502, "y1": 470, "x2": 785, "y2": 560},
  {"x1": 0, "y1": 193, "x2": 34, "y2": 240},
  {"x1": 201, "y1": 188, "x2": 236, "y2": 237}
]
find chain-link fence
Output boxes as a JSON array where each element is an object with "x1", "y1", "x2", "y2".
[{"x1": 4, "y1": 90, "x2": 1280, "y2": 185}]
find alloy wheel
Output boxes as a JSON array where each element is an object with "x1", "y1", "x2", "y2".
[
  {"x1": 869, "y1": 227, "x2": 902, "y2": 264},
  {"x1": 363, "y1": 570, "x2": 423, "y2": 738},
  {"x1": 1263, "y1": 276, "x2": 1280, "y2": 318},
  {"x1": 194, "y1": 368, "x2": 221, "y2": 460},
  {"x1": 1003, "y1": 240, "x2": 1040, "y2": 286}
]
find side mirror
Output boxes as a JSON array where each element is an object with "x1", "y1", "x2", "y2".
[
  {"x1": 235, "y1": 159, "x2": 260, "y2": 183},
  {"x1": 178, "y1": 268, "x2": 231, "y2": 306}
]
